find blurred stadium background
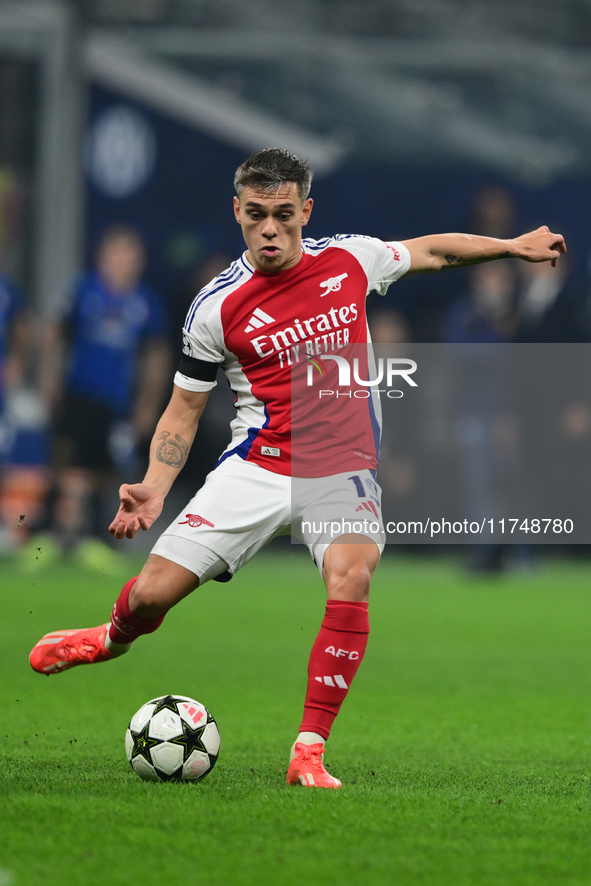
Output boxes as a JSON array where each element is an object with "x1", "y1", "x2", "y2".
[
  {"x1": 3, "y1": 10, "x2": 591, "y2": 883},
  {"x1": 1, "y1": 0, "x2": 590, "y2": 567}
]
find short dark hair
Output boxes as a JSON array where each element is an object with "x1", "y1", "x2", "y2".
[
  {"x1": 234, "y1": 148, "x2": 313, "y2": 202},
  {"x1": 96, "y1": 224, "x2": 144, "y2": 253}
]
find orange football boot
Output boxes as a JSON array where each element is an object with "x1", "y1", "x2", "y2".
[
  {"x1": 286, "y1": 742, "x2": 342, "y2": 789},
  {"x1": 29, "y1": 624, "x2": 113, "y2": 675}
]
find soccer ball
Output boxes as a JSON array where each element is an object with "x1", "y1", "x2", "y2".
[{"x1": 125, "y1": 694, "x2": 220, "y2": 782}]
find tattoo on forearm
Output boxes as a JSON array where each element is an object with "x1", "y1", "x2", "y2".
[
  {"x1": 445, "y1": 251, "x2": 512, "y2": 267},
  {"x1": 155, "y1": 431, "x2": 189, "y2": 468}
]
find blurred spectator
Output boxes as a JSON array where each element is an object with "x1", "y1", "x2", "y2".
[
  {"x1": 0, "y1": 274, "x2": 27, "y2": 411},
  {"x1": 514, "y1": 258, "x2": 591, "y2": 536},
  {"x1": 470, "y1": 185, "x2": 517, "y2": 239},
  {"x1": 515, "y1": 255, "x2": 587, "y2": 343},
  {"x1": 442, "y1": 263, "x2": 524, "y2": 573},
  {"x1": 442, "y1": 262, "x2": 517, "y2": 344},
  {"x1": 36, "y1": 225, "x2": 171, "y2": 566},
  {"x1": 0, "y1": 271, "x2": 37, "y2": 550},
  {"x1": 399, "y1": 185, "x2": 519, "y2": 342}
]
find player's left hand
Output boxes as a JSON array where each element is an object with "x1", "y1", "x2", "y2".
[{"x1": 511, "y1": 226, "x2": 566, "y2": 267}]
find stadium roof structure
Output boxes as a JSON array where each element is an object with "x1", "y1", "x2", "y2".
[
  {"x1": 5, "y1": 0, "x2": 591, "y2": 186},
  {"x1": 2, "y1": 0, "x2": 590, "y2": 307},
  {"x1": 77, "y1": 0, "x2": 591, "y2": 185},
  {"x1": 84, "y1": 35, "x2": 346, "y2": 176}
]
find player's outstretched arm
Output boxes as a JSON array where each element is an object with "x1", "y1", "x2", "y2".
[
  {"x1": 109, "y1": 386, "x2": 210, "y2": 540},
  {"x1": 402, "y1": 225, "x2": 566, "y2": 273}
]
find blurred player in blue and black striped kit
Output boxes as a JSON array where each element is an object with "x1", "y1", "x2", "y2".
[{"x1": 39, "y1": 224, "x2": 171, "y2": 561}]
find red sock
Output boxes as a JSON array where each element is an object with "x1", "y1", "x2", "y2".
[
  {"x1": 299, "y1": 600, "x2": 370, "y2": 741},
  {"x1": 108, "y1": 576, "x2": 166, "y2": 644}
]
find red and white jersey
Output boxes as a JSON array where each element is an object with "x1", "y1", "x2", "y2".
[{"x1": 175, "y1": 235, "x2": 411, "y2": 476}]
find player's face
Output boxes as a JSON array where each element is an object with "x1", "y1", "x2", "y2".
[
  {"x1": 233, "y1": 183, "x2": 313, "y2": 273},
  {"x1": 97, "y1": 235, "x2": 146, "y2": 293}
]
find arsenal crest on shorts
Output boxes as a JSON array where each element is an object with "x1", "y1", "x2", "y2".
[{"x1": 178, "y1": 514, "x2": 215, "y2": 528}]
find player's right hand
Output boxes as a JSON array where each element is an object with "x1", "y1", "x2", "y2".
[{"x1": 109, "y1": 483, "x2": 165, "y2": 539}]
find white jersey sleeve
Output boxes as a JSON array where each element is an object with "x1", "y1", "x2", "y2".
[
  {"x1": 174, "y1": 292, "x2": 225, "y2": 393},
  {"x1": 331, "y1": 235, "x2": 411, "y2": 295},
  {"x1": 173, "y1": 256, "x2": 255, "y2": 394}
]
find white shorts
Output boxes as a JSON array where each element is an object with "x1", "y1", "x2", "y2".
[{"x1": 151, "y1": 456, "x2": 384, "y2": 584}]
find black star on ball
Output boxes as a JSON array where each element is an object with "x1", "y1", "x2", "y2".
[
  {"x1": 151, "y1": 695, "x2": 181, "y2": 715},
  {"x1": 169, "y1": 718, "x2": 208, "y2": 762},
  {"x1": 129, "y1": 721, "x2": 160, "y2": 762}
]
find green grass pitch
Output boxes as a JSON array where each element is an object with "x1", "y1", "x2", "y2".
[{"x1": 1, "y1": 548, "x2": 590, "y2": 886}]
